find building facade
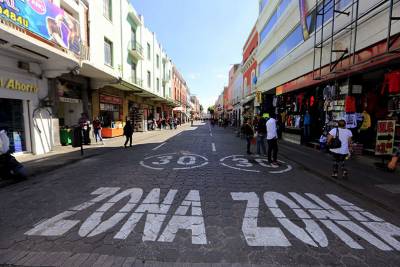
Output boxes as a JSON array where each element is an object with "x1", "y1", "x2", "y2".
[
  {"x1": 0, "y1": 0, "x2": 188, "y2": 155},
  {"x1": 0, "y1": 0, "x2": 85, "y2": 154},
  {"x1": 241, "y1": 25, "x2": 259, "y2": 119},
  {"x1": 256, "y1": 0, "x2": 400, "y2": 151},
  {"x1": 172, "y1": 66, "x2": 188, "y2": 123}
]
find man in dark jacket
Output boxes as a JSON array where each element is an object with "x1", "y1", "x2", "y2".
[
  {"x1": 123, "y1": 120, "x2": 134, "y2": 148},
  {"x1": 243, "y1": 119, "x2": 254, "y2": 155},
  {"x1": 256, "y1": 115, "x2": 267, "y2": 155}
]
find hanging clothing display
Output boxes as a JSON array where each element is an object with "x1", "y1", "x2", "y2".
[
  {"x1": 345, "y1": 96, "x2": 356, "y2": 113},
  {"x1": 381, "y1": 70, "x2": 400, "y2": 95}
]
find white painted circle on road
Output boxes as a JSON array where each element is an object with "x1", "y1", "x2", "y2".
[
  {"x1": 220, "y1": 155, "x2": 293, "y2": 174},
  {"x1": 140, "y1": 152, "x2": 209, "y2": 171}
]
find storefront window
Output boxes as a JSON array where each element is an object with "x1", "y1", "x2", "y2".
[{"x1": 0, "y1": 99, "x2": 26, "y2": 153}]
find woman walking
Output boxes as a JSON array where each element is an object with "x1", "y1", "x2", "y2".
[
  {"x1": 327, "y1": 120, "x2": 353, "y2": 179},
  {"x1": 123, "y1": 120, "x2": 134, "y2": 148}
]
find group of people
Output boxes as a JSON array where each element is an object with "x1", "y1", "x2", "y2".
[
  {"x1": 154, "y1": 117, "x2": 182, "y2": 130},
  {"x1": 240, "y1": 113, "x2": 353, "y2": 178},
  {"x1": 242, "y1": 113, "x2": 279, "y2": 166}
]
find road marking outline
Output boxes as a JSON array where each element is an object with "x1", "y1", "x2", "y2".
[
  {"x1": 152, "y1": 142, "x2": 167, "y2": 151},
  {"x1": 212, "y1": 143, "x2": 216, "y2": 152}
]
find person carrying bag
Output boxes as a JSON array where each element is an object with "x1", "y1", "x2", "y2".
[{"x1": 327, "y1": 120, "x2": 353, "y2": 179}]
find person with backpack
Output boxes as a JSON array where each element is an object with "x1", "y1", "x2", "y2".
[
  {"x1": 123, "y1": 120, "x2": 134, "y2": 148},
  {"x1": 327, "y1": 119, "x2": 353, "y2": 179}
]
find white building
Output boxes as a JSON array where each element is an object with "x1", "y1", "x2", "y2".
[{"x1": 0, "y1": 0, "x2": 84, "y2": 154}]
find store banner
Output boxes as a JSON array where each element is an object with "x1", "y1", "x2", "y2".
[
  {"x1": 375, "y1": 120, "x2": 396, "y2": 156},
  {"x1": 0, "y1": 0, "x2": 81, "y2": 55}
]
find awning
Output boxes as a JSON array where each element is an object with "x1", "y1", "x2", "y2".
[{"x1": 240, "y1": 94, "x2": 255, "y2": 106}]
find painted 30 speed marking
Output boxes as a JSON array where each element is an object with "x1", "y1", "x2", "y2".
[
  {"x1": 140, "y1": 152, "x2": 209, "y2": 171},
  {"x1": 220, "y1": 155, "x2": 292, "y2": 174}
]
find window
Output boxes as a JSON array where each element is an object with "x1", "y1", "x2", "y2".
[
  {"x1": 103, "y1": 0, "x2": 112, "y2": 21},
  {"x1": 259, "y1": 25, "x2": 303, "y2": 74},
  {"x1": 147, "y1": 71, "x2": 151, "y2": 88},
  {"x1": 259, "y1": 0, "x2": 268, "y2": 13},
  {"x1": 169, "y1": 87, "x2": 171, "y2": 97},
  {"x1": 104, "y1": 38, "x2": 113, "y2": 66},
  {"x1": 260, "y1": 0, "x2": 291, "y2": 44},
  {"x1": 251, "y1": 70, "x2": 256, "y2": 91},
  {"x1": 156, "y1": 55, "x2": 160, "y2": 68},
  {"x1": 147, "y1": 43, "x2": 151, "y2": 60},
  {"x1": 157, "y1": 78, "x2": 160, "y2": 92},
  {"x1": 131, "y1": 63, "x2": 137, "y2": 83}
]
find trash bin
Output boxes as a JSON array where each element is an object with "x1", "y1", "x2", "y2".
[
  {"x1": 71, "y1": 126, "x2": 82, "y2": 148},
  {"x1": 60, "y1": 129, "x2": 72, "y2": 146}
]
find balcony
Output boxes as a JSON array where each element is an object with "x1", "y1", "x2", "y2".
[
  {"x1": 128, "y1": 76, "x2": 143, "y2": 88},
  {"x1": 162, "y1": 74, "x2": 170, "y2": 84},
  {"x1": 128, "y1": 41, "x2": 144, "y2": 60}
]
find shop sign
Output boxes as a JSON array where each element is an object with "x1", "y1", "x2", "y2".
[
  {"x1": 0, "y1": 0, "x2": 81, "y2": 55},
  {"x1": 0, "y1": 78, "x2": 38, "y2": 93},
  {"x1": 100, "y1": 94, "x2": 122, "y2": 105},
  {"x1": 375, "y1": 120, "x2": 396, "y2": 155},
  {"x1": 59, "y1": 97, "x2": 80, "y2": 104}
]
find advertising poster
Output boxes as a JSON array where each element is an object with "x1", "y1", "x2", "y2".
[
  {"x1": 0, "y1": 0, "x2": 81, "y2": 55},
  {"x1": 375, "y1": 120, "x2": 396, "y2": 156}
]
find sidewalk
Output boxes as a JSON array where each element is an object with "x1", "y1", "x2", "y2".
[
  {"x1": 225, "y1": 126, "x2": 400, "y2": 213},
  {"x1": 279, "y1": 141, "x2": 400, "y2": 213},
  {"x1": 0, "y1": 124, "x2": 193, "y2": 188}
]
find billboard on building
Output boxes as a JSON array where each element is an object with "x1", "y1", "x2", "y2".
[{"x1": 0, "y1": 0, "x2": 81, "y2": 55}]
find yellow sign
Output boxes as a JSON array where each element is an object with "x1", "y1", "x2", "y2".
[
  {"x1": 0, "y1": 78, "x2": 38, "y2": 93},
  {"x1": 255, "y1": 91, "x2": 262, "y2": 103}
]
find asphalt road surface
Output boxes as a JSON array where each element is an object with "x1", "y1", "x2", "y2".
[{"x1": 0, "y1": 122, "x2": 399, "y2": 266}]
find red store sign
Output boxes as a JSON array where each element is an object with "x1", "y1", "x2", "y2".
[{"x1": 100, "y1": 94, "x2": 122, "y2": 105}]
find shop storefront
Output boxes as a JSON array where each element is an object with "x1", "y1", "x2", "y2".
[
  {"x1": 276, "y1": 65, "x2": 400, "y2": 158},
  {"x1": 0, "y1": 67, "x2": 52, "y2": 155},
  {"x1": 99, "y1": 94, "x2": 123, "y2": 137}
]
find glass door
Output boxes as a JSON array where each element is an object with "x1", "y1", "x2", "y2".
[{"x1": 0, "y1": 98, "x2": 26, "y2": 152}]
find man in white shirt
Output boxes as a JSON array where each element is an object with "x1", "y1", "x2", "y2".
[
  {"x1": 327, "y1": 120, "x2": 353, "y2": 179},
  {"x1": 266, "y1": 113, "x2": 278, "y2": 165}
]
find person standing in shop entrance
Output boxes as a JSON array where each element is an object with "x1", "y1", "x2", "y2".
[
  {"x1": 266, "y1": 113, "x2": 279, "y2": 166},
  {"x1": 327, "y1": 120, "x2": 353, "y2": 179},
  {"x1": 123, "y1": 120, "x2": 134, "y2": 148},
  {"x1": 243, "y1": 119, "x2": 254, "y2": 155}
]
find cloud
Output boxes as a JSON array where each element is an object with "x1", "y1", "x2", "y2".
[
  {"x1": 216, "y1": 74, "x2": 226, "y2": 79},
  {"x1": 188, "y1": 73, "x2": 200, "y2": 80}
]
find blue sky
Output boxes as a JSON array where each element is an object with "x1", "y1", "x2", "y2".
[{"x1": 130, "y1": 0, "x2": 259, "y2": 108}]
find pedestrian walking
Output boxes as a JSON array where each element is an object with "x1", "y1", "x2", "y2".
[
  {"x1": 256, "y1": 115, "x2": 267, "y2": 155},
  {"x1": 92, "y1": 117, "x2": 103, "y2": 144},
  {"x1": 123, "y1": 120, "x2": 134, "y2": 148},
  {"x1": 78, "y1": 113, "x2": 91, "y2": 145},
  {"x1": 266, "y1": 113, "x2": 279, "y2": 166},
  {"x1": 243, "y1": 119, "x2": 254, "y2": 155},
  {"x1": 327, "y1": 120, "x2": 353, "y2": 179}
]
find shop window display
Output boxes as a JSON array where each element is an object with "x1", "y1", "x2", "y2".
[{"x1": 0, "y1": 99, "x2": 26, "y2": 153}]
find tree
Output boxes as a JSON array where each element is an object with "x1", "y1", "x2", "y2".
[
  {"x1": 200, "y1": 105, "x2": 204, "y2": 113},
  {"x1": 207, "y1": 106, "x2": 215, "y2": 115}
]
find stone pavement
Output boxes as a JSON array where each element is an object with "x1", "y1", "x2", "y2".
[
  {"x1": 0, "y1": 122, "x2": 399, "y2": 266},
  {"x1": 0, "y1": 125, "x2": 192, "y2": 188},
  {"x1": 278, "y1": 141, "x2": 400, "y2": 214}
]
